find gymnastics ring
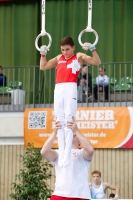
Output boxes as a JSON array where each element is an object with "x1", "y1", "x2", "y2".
[
  {"x1": 35, "y1": 32, "x2": 52, "y2": 52},
  {"x1": 78, "y1": 28, "x2": 99, "y2": 48}
]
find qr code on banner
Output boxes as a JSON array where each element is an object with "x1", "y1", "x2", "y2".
[{"x1": 28, "y1": 111, "x2": 47, "y2": 129}]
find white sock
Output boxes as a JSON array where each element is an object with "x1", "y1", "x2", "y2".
[
  {"x1": 57, "y1": 128, "x2": 65, "y2": 167},
  {"x1": 63, "y1": 127, "x2": 73, "y2": 167}
]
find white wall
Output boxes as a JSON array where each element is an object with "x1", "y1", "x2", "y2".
[{"x1": 0, "y1": 112, "x2": 24, "y2": 145}]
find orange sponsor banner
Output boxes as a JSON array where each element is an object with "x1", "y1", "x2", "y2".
[{"x1": 24, "y1": 107, "x2": 133, "y2": 148}]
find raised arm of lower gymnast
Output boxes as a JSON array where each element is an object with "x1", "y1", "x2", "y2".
[
  {"x1": 40, "y1": 121, "x2": 61, "y2": 162},
  {"x1": 67, "y1": 121, "x2": 94, "y2": 161}
]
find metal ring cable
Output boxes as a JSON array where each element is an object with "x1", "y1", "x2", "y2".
[
  {"x1": 78, "y1": 0, "x2": 99, "y2": 48},
  {"x1": 35, "y1": 0, "x2": 52, "y2": 52}
]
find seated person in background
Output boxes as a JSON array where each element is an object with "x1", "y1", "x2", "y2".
[
  {"x1": 109, "y1": 193, "x2": 115, "y2": 199},
  {"x1": 93, "y1": 67, "x2": 109, "y2": 102},
  {"x1": 89, "y1": 170, "x2": 119, "y2": 199},
  {"x1": 77, "y1": 64, "x2": 92, "y2": 103},
  {"x1": 0, "y1": 66, "x2": 6, "y2": 87}
]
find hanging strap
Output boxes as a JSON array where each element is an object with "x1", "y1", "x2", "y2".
[
  {"x1": 78, "y1": 0, "x2": 98, "y2": 48},
  {"x1": 35, "y1": 0, "x2": 52, "y2": 52}
]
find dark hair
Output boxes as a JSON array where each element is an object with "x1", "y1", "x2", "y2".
[
  {"x1": 83, "y1": 64, "x2": 90, "y2": 68},
  {"x1": 99, "y1": 67, "x2": 106, "y2": 72},
  {"x1": 82, "y1": 64, "x2": 88, "y2": 68},
  {"x1": 109, "y1": 193, "x2": 115, "y2": 198},
  {"x1": 91, "y1": 170, "x2": 101, "y2": 177},
  {"x1": 60, "y1": 36, "x2": 74, "y2": 47},
  {"x1": 0, "y1": 66, "x2": 3, "y2": 69}
]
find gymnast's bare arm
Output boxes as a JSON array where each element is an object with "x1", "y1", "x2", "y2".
[
  {"x1": 77, "y1": 51, "x2": 101, "y2": 66},
  {"x1": 104, "y1": 182, "x2": 119, "y2": 200},
  {"x1": 40, "y1": 45, "x2": 61, "y2": 70},
  {"x1": 67, "y1": 121, "x2": 94, "y2": 161}
]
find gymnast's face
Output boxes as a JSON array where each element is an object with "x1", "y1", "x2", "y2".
[
  {"x1": 99, "y1": 69, "x2": 104, "y2": 76},
  {"x1": 61, "y1": 45, "x2": 75, "y2": 59},
  {"x1": 92, "y1": 173, "x2": 101, "y2": 183}
]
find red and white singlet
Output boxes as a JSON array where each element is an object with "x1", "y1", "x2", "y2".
[{"x1": 55, "y1": 54, "x2": 81, "y2": 84}]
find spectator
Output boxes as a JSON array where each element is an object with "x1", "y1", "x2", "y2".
[
  {"x1": 77, "y1": 64, "x2": 92, "y2": 103},
  {"x1": 89, "y1": 170, "x2": 119, "y2": 199},
  {"x1": 109, "y1": 193, "x2": 115, "y2": 199},
  {"x1": 0, "y1": 66, "x2": 6, "y2": 86},
  {"x1": 93, "y1": 67, "x2": 109, "y2": 102}
]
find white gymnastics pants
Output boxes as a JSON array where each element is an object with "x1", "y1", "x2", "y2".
[{"x1": 54, "y1": 82, "x2": 77, "y2": 167}]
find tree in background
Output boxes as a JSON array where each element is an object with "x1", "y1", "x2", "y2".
[{"x1": 10, "y1": 143, "x2": 53, "y2": 200}]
